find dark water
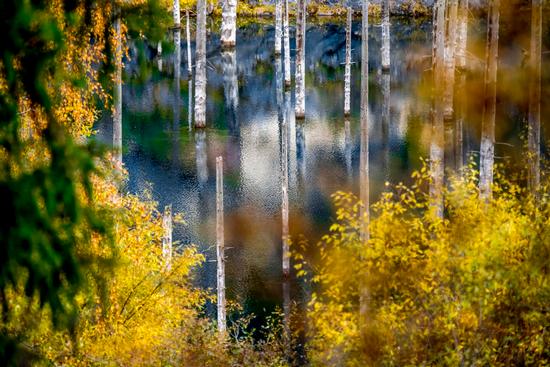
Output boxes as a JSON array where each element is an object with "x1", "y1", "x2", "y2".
[{"x1": 96, "y1": 15, "x2": 549, "y2": 325}]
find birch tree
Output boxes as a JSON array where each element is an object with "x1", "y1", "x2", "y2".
[
  {"x1": 173, "y1": 0, "x2": 180, "y2": 27},
  {"x1": 444, "y1": 0, "x2": 458, "y2": 119},
  {"x1": 194, "y1": 0, "x2": 207, "y2": 127},
  {"x1": 479, "y1": 0, "x2": 500, "y2": 201},
  {"x1": 283, "y1": 0, "x2": 291, "y2": 87},
  {"x1": 162, "y1": 205, "x2": 173, "y2": 271},
  {"x1": 528, "y1": 0, "x2": 541, "y2": 194},
  {"x1": 381, "y1": 0, "x2": 391, "y2": 71},
  {"x1": 186, "y1": 10, "x2": 192, "y2": 77},
  {"x1": 456, "y1": 0, "x2": 469, "y2": 70},
  {"x1": 221, "y1": 0, "x2": 237, "y2": 48},
  {"x1": 295, "y1": 0, "x2": 307, "y2": 119},
  {"x1": 344, "y1": 7, "x2": 352, "y2": 116},
  {"x1": 275, "y1": 0, "x2": 282, "y2": 55},
  {"x1": 216, "y1": 157, "x2": 226, "y2": 334}
]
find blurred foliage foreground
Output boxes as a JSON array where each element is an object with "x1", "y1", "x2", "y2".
[{"x1": 0, "y1": 0, "x2": 549, "y2": 366}]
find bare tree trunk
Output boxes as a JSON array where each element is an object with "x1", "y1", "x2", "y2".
[
  {"x1": 282, "y1": 278, "x2": 291, "y2": 360},
  {"x1": 456, "y1": 0, "x2": 469, "y2": 70},
  {"x1": 186, "y1": 10, "x2": 193, "y2": 77},
  {"x1": 479, "y1": 0, "x2": 500, "y2": 201},
  {"x1": 344, "y1": 7, "x2": 352, "y2": 116},
  {"x1": 194, "y1": 0, "x2": 207, "y2": 128},
  {"x1": 113, "y1": 13, "x2": 123, "y2": 167},
  {"x1": 430, "y1": 0, "x2": 446, "y2": 218},
  {"x1": 216, "y1": 157, "x2": 226, "y2": 334},
  {"x1": 381, "y1": 0, "x2": 391, "y2": 71},
  {"x1": 275, "y1": 0, "x2": 283, "y2": 55},
  {"x1": 174, "y1": 29, "x2": 181, "y2": 82},
  {"x1": 283, "y1": 0, "x2": 291, "y2": 88},
  {"x1": 528, "y1": 0, "x2": 541, "y2": 195},
  {"x1": 173, "y1": 0, "x2": 181, "y2": 27},
  {"x1": 359, "y1": 0, "x2": 370, "y2": 333},
  {"x1": 162, "y1": 205, "x2": 173, "y2": 271},
  {"x1": 295, "y1": 0, "x2": 306, "y2": 119},
  {"x1": 444, "y1": 0, "x2": 459, "y2": 120},
  {"x1": 221, "y1": 0, "x2": 237, "y2": 48}
]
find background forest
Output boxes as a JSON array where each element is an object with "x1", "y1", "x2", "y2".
[{"x1": 0, "y1": 0, "x2": 549, "y2": 366}]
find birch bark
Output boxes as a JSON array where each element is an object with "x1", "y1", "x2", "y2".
[
  {"x1": 216, "y1": 157, "x2": 226, "y2": 334},
  {"x1": 528, "y1": 0, "x2": 541, "y2": 194},
  {"x1": 275, "y1": 0, "x2": 282, "y2": 55},
  {"x1": 194, "y1": 0, "x2": 207, "y2": 127},
  {"x1": 221, "y1": 0, "x2": 237, "y2": 47},
  {"x1": 344, "y1": 7, "x2": 352, "y2": 116},
  {"x1": 381, "y1": 0, "x2": 391, "y2": 71}
]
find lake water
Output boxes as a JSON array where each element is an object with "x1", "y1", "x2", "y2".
[{"x1": 96, "y1": 13, "x2": 549, "y2": 328}]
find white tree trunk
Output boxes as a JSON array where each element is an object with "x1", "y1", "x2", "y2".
[
  {"x1": 455, "y1": 72, "x2": 466, "y2": 170},
  {"x1": 456, "y1": 0, "x2": 469, "y2": 70},
  {"x1": 186, "y1": 10, "x2": 193, "y2": 77},
  {"x1": 344, "y1": 7, "x2": 352, "y2": 116},
  {"x1": 162, "y1": 205, "x2": 173, "y2": 271},
  {"x1": 174, "y1": 29, "x2": 181, "y2": 82},
  {"x1": 444, "y1": 0, "x2": 458, "y2": 119},
  {"x1": 295, "y1": 0, "x2": 306, "y2": 119},
  {"x1": 173, "y1": 0, "x2": 181, "y2": 27},
  {"x1": 430, "y1": 0, "x2": 446, "y2": 218},
  {"x1": 188, "y1": 73, "x2": 193, "y2": 131},
  {"x1": 275, "y1": 0, "x2": 283, "y2": 55},
  {"x1": 381, "y1": 0, "x2": 391, "y2": 71},
  {"x1": 194, "y1": 0, "x2": 207, "y2": 128},
  {"x1": 283, "y1": 0, "x2": 291, "y2": 88},
  {"x1": 216, "y1": 156, "x2": 226, "y2": 334},
  {"x1": 113, "y1": 14, "x2": 123, "y2": 167},
  {"x1": 221, "y1": 0, "x2": 237, "y2": 47},
  {"x1": 479, "y1": 0, "x2": 500, "y2": 201},
  {"x1": 281, "y1": 89, "x2": 290, "y2": 277},
  {"x1": 528, "y1": 0, "x2": 541, "y2": 194},
  {"x1": 157, "y1": 41, "x2": 163, "y2": 71}
]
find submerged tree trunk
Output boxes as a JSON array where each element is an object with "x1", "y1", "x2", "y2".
[
  {"x1": 113, "y1": 13, "x2": 122, "y2": 167},
  {"x1": 194, "y1": 0, "x2": 207, "y2": 127},
  {"x1": 528, "y1": 0, "x2": 541, "y2": 194},
  {"x1": 381, "y1": 0, "x2": 391, "y2": 71},
  {"x1": 275, "y1": 0, "x2": 282, "y2": 55},
  {"x1": 456, "y1": 0, "x2": 469, "y2": 70},
  {"x1": 359, "y1": 0, "x2": 370, "y2": 334},
  {"x1": 295, "y1": 0, "x2": 306, "y2": 119},
  {"x1": 345, "y1": 119, "x2": 352, "y2": 180},
  {"x1": 173, "y1": 0, "x2": 181, "y2": 27},
  {"x1": 162, "y1": 205, "x2": 173, "y2": 271},
  {"x1": 479, "y1": 0, "x2": 500, "y2": 201},
  {"x1": 216, "y1": 156, "x2": 226, "y2": 334},
  {"x1": 283, "y1": 0, "x2": 291, "y2": 88},
  {"x1": 186, "y1": 10, "x2": 192, "y2": 77},
  {"x1": 430, "y1": 0, "x2": 446, "y2": 218},
  {"x1": 344, "y1": 7, "x2": 352, "y2": 116},
  {"x1": 221, "y1": 0, "x2": 237, "y2": 48},
  {"x1": 444, "y1": 0, "x2": 458, "y2": 119}
]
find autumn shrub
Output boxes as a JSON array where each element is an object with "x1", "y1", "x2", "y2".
[{"x1": 299, "y1": 163, "x2": 550, "y2": 366}]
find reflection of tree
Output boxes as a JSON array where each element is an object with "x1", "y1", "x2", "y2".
[
  {"x1": 114, "y1": 13, "x2": 123, "y2": 166},
  {"x1": 528, "y1": 0, "x2": 541, "y2": 195},
  {"x1": 222, "y1": 49, "x2": 239, "y2": 133},
  {"x1": 480, "y1": 0, "x2": 500, "y2": 201},
  {"x1": 381, "y1": 72, "x2": 391, "y2": 182},
  {"x1": 195, "y1": 130, "x2": 208, "y2": 185},
  {"x1": 344, "y1": 119, "x2": 352, "y2": 181},
  {"x1": 430, "y1": 0, "x2": 446, "y2": 218}
]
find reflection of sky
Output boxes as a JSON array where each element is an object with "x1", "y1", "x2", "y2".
[{"x1": 94, "y1": 17, "x2": 548, "y2": 320}]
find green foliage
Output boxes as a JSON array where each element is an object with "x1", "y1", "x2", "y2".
[{"x1": 300, "y1": 163, "x2": 550, "y2": 366}]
